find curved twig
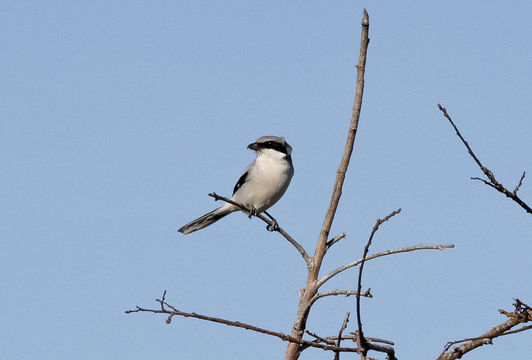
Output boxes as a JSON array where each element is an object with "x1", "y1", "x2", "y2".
[
  {"x1": 317, "y1": 244, "x2": 454, "y2": 288},
  {"x1": 333, "y1": 312, "x2": 350, "y2": 360},
  {"x1": 355, "y1": 208, "x2": 401, "y2": 356}
]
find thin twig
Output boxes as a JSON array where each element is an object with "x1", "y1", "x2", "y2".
[
  {"x1": 305, "y1": 329, "x2": 335, "y2": 345},
  {"x1": 326, "y1": 233, "x2": 347, "y2": 250},
  {"x1": 317, "y1": 244, "x2": 454, "y2": 288},
  {"x1": 355, "y1": 209, "x2": 401, "y2": 357},
  {"x1": 349, "y1": 333, "x2": 395, "y2": 346},
  {"x1": 310, "y1": 289, "x2": 372, "y2": 306},
  {"x1": 437, "y1": 104, "x2": 531, "y2": 214},
  {"x1": 126, "y1": 293, "x2": 360, "y2": 353},
  {"x1": 513, "y1": 171, "x2": 526, "y2": 194},
  {"x1": 333, "y1": 312, "x2": 350, "y2": 360},
  {"x1": 305, "y1": 331, "x2": 394, "y2": 347},
  {"x1": 209, "y1": 192, "x2": 311, "y2": 265},
  {"x1": 500, "y1": 324, "x2": 532, "y2": 336},
  {"x1": 471, "y1": 176, "x2": 497, "y2": 189}
]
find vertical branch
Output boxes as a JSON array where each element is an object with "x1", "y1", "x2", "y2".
[
  {"x1": 284, "y1": 9, "x2": 370, "y2": 360},
  {"x1": 333, "y1": 312, "x2": 351, "y2": 360},
  {"x1": 355, "y1": 209, "x2": 401, "y2": 357},
  {"x1": 314, "y1": 8, "x2": 370, "y2": 273}
]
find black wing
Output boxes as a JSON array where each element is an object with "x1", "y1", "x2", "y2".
[{"x1": 233, "y1": 171, "x2": 249, "y2": 196}]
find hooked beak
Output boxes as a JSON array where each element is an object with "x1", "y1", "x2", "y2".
[{"x1": 247, "y1": 142, "x2": 258, "y2": 151}]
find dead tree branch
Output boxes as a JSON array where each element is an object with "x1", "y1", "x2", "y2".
[
  {"x1": 128, "y1": 10, "x2": 459, "y2": 360},
  {"x1": 209, "y1": 192, "x2": 311, "y2": 265},
  {"x1": 333, "y1": 312, "x2": 350, "y2": 360},
  {"x1": 326, "y1": 233, "x2": 347, "y2": 251},
  {"x1": 438, "y1": 299, "x2": 532, "y2": 360},
  {"x1": 310, "y1": 289, "x2": 372, "y2": 307},
  {"x1": 304, "y1": 330, "x2": 394, "y2": 349},
  {"x1": 126, "y1": 291, "x2": 360, "y2": 353},
  {"x1": 284, "y1": 10, "x2": 370, "y2": 359},
  {"x1": 355, "y1": 209, "x2": 401, "y2": 357},
  {"x1": 317, "y1": 244, "x2": 454, "y2": 289},
  {"x1": 437, "y1": 104, "x2": 531, "y2": 214}
]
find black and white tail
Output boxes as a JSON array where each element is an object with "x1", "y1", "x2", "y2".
[{"x1": 178, "y1": 205, "x2": 235, "y2": 235}]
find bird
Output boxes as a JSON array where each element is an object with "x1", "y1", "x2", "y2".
[{"x1": 178, "y1": 136, "x2": 294, "y2": 235}]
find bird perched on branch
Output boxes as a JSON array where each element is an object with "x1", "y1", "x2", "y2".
[{"x1": 178, "y1": 136, "x2": 294, "y2": 235}]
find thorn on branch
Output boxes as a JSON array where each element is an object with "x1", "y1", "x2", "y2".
[
  {"x1": 326, "y1": 233, "x2": 347, "y2": 250},
  {"x1": 160, "y1": 290, "x2": 167, "y2": 311},
  {"x1": 513, "y1": 172, "x2": 526, "y2": 195}
]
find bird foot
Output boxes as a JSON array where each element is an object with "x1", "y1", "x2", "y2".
[
  {"x1": 266, "y1": 219, "x2": 279, "y2": 232},
  {"x1": 247, "y1": 206, "x2": 257, "y2": 218}
]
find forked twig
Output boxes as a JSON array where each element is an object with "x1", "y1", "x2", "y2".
[{"x1": 126, "y1": 292, "x2": 360, "y2": 353}]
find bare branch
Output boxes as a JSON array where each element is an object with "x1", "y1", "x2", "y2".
[
  {"x1": 366, "y1": 341, "x2": 397, "y2": 360},
  {"x1": 349, "y1": 333, "x2": 395, "y2": 346},
  {"x1": 326, "y1": 233, "x2": 347, "y2": 251},
  {"x1": 305, "y1": 331, "x2": 394, "y2": 347},
  {"x1": 305, "y1": 329, "x2": 335, "y2": 345},
  {"x1": 310, "y1": 289, "x2": 372, "y2": 306},
  {"x1": 285, "y1": 10, "x2": 371, "y2": 359},
  {"x1": 437, "y1": 104, "x2": 532, "y2": 214},
  {"x1": 126, "y1": 293, "x2": 360, "y2": 353},
  {"x1": 315, "y1": 8, "x2": 369, "y2": 269},
  {"x1": 208, "y1": 192, "x2": 311, "y2": 265},
  {"x1": 355, "y1": 209, "x2": 401, "y2": 357},
  {"x1": 317, "y1": 244, "x2": 454, "y2": 288},
  {"x1": 333, "y1": 312, "x2": 350, "y2": 360},
  {"x1": 438, "y1": 299, "x2": 532, "y2": 360},
  {"x1": 500, "y1": 324, "x2": 532, "y2": 336},
  {"x1": 471, "y1": 176, "x2": 497, "y2": 189}
]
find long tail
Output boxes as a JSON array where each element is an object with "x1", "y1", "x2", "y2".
[{"x1": 178, "y1": 205, "x2": 236, "y2": 235}]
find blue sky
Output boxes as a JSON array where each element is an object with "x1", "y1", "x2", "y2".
[{"x1": 2, "y1": 1, "x2": 531, "y2": 359}]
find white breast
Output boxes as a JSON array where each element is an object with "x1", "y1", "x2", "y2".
[{"x1": 232, "y1": 149, "x2": 294, "y2": 213}]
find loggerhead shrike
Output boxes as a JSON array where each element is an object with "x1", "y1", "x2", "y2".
[{"x1": 178, "y1": 136, "x2": 294, "y2": 235}]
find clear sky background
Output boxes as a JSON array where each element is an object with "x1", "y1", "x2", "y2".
[{"x1": 2, "y1": 1, "x2": 531, "y2": 359}]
